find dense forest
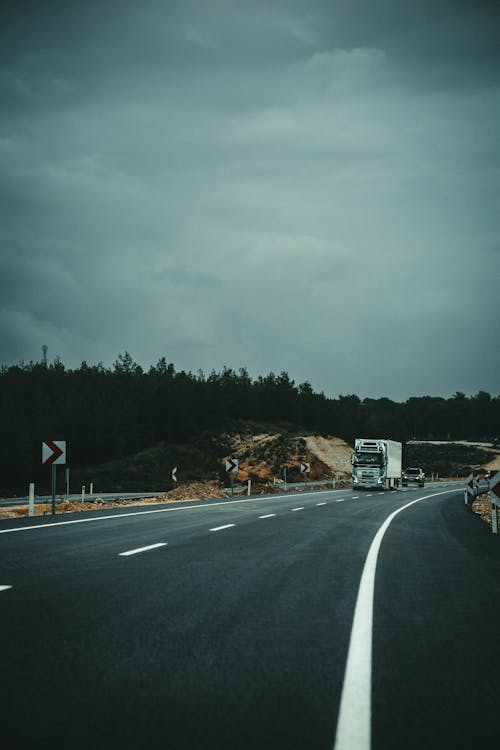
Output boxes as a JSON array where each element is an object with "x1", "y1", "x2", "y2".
[{"x1": 1, "y1": 353, "x2": 498, "y2": 495}]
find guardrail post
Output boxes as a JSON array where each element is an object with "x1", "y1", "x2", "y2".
[
  {"x1": 247, "y1": 479, "x2": 251, "y2": 496},
  {"x1": 81, "y1": 485, "x2": 85, "y2": 502},
  {"x1": 492, "y1": 501, "x2": 498, "y2": 534},
  {"x1": 29, "y1": 483, "x2": 35, "y2": 517}
]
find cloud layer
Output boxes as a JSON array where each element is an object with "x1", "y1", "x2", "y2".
[{"x1": 1, "y1": 0, "x2": 499, "y2": 399}]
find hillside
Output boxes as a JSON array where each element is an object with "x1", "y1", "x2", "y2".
[
  {"x1": 68, "y1": 423, "x2": 354, "y2": 495},
  {"x1": 2, "y1": 426, "x2": 500, "y2": 521},
  {"x1": 53, "y1": 427, "x2": 500, "y2": 500}
]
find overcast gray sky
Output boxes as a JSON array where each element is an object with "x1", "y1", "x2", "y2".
[{"x1": 1, "y1": 0, "x2": 499, "y2": 400}]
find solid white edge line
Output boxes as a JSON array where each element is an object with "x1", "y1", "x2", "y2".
[
  {"x1": 0, "y1": 490, "x2": 333, "y2": 534},
  {"x1": 0, "y1": 484, "x2": 462, "y2": 535},
  {"x1": 209, "y1": 524, "x2": 236, "y2": 532},
  {"x1": 258, "y1": 514, "x2": 276, "y2": 519},
  {"x1": 0, "y1": 585, "x2": 13, "y2": 592},
  {"x1": 332, "y1": 489, "x2": 458, "y2": 750},
  {"x1": 118, "y1": 542, "x2": 167, "y2": 557}
]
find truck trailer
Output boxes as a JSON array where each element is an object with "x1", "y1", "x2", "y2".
[{"x1": 351, "y1": 438, "x2": 402, "y2": 491}]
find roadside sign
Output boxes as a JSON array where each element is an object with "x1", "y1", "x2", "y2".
[
  {"x1": 42, "y1": 441, "x2": 66, "y2": 515},
  {"x1": 225, "y1": 458, "x2": 238, "y2": 475},
  {"x1": 465, "y1": 472, "x2": 475, "y2": 496},
  {"x1": 172, "y1": 467, "x2": 178, "y2": 483},
  {"x1": 489, "y1": 471, "x2": 500, "y2": 534},
  {"x1": 300, "y1": 462, "x2": 310, "y2": 474},
  {"x1": 42, "y1": 440, "x2": 66, "y2": 465},
  {"x1": 490, "y1": 471, "x2": 500, "y2": 502}
]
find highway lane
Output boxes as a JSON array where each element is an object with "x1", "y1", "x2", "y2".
[
  {"x1": 1, "y1": 483, "x2": 498, "y2": 749},
  {"x1": 372, "y1": 491, "x2": 500, "y2": 750},
  {"x1": 1, "y1": 487, "x2": 367, "y2": 749}
]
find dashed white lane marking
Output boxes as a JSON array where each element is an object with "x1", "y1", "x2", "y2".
[
  {"x1": 291, "y1": 507, "x2": 304, "y2": 512},
  {"x1": 259, "y1": 514, "x2": 276, "y2": 519},
  {"x1": 0, "y1": 585, "x2": 12, "y2": 592},
  {"x1": 119, "y1": 542, "x2": 167, "y2": 557},
  {"x1": 352, "y1": 496, "x2": 359, "y2": 500},
  {"x1": 0, "y1": 490, "x2": 330, "y2": 534},
  {"x1": 209, "y1": 524, "x2": 236, "y2": 532},
  {"x1": 333, "y1": 489, "x2": 457, "y2": 750},
  {"x1": 316, "y1": 502, "x2": 327, "y2": 506},
  {"x1": 366, "y1": 494, "x2": 373, "y2": 497},
  {"x1": 336, "y1": 499, "x2": 345, "y2": 503}
]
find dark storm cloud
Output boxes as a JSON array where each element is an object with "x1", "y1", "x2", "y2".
[{"x1": 1, "y1": 0, "x2": 499, "y2": 399}]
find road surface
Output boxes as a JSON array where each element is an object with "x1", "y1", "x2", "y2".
[{"x1": 1, "y1": 483, "x2": 499, "y2": 749}]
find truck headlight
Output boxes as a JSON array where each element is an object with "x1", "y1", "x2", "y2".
[
  {"x1": 353, "y1": 476, "x2": 358, "y2": 483},
  {"x1": 377, "y1": 477, "x2": 384, "y2": 484}
]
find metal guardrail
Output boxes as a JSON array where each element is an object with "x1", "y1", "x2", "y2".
[
  {"x1": 464, "y1": 480, "x2": 490, "y2": 502},
  {"x1": 222, "y1": 478, "x2": 339, "y2": 497},
  {"x1": 493, "y1": 495, "x2": 500, "y2": 535},
  {"x1": 222, "y1": 485, "x2": 247, "y2": 496},
  {"x1": 282, "y1": 479, "x2": 337, "y2": 491},
  {"x1": 464, "y1": 471, "x2": 499, "y2": 534}
]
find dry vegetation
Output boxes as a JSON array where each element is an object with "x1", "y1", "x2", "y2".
[{"x1": 0, "y1": 431, "x2": 353, "y2": 519}]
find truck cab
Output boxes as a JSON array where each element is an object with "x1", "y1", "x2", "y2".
[{"x1": 351, "y1": 438, "x2": 402, "y2": 491}]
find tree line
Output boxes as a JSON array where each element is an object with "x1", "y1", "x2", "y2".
[{"x1": 1, "y1": 353, "x2": 498, "y2": 494}]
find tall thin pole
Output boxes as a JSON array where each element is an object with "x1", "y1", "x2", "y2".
[{"x1": 51, "y1": 465, "x2": 56, "y2": 515}]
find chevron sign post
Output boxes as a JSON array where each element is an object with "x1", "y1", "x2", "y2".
[
  {"x1": 464, "y1": 472, "x2": 475, "y2": 505},
  {"x1": 42, "y1": 440, "x2": 67, "y2": 515},
  {"x1": 300, "y1": 462, "x2": 311, "y2": 490},
  {"x1": 489, "y1": 471, "x2": 500, "y2": 534},
  {"x1": 225, "y1": 458, "x2": 238, "y2": 496}
]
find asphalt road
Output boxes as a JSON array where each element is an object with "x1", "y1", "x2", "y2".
[{"x1": 1, "y1": 483, "x2": 499, "y2": 749}]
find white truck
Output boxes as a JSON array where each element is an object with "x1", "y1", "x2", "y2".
[{"x1": 351, "y1": 438, "x2": 402, "y2": 491}]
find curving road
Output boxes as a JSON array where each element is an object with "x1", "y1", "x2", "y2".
[{"x1": 1, "y1": 483, "x2": 499, "y2": 749}]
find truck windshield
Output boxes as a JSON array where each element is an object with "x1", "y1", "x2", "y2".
[{"x1": 354, "y1": 453, "x2": 383, "y2": 466}]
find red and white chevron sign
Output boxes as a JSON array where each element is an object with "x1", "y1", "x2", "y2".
[
  {"x1": 300, "y1": 462, "x2": 311, "y2": 474},
  {"x1": 172, "y1": 467, "x2": 177, "y2": 483},
  {"x1": 225, "y1": 458, "x2": 238, "y2": 475},
  {"x1": 465, "y1": 472, "x2": 475, "y2": 496},
  {"x1": 42, "y1": 440, "x2": 66, "y2": 465},
  {"x1": 490, "y1": 471, "x2": 500, "y2": 500}
]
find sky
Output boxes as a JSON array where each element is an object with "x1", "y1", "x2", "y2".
[{"x1": 1, "y1": 0, "x2": 499, "y2": 401}]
